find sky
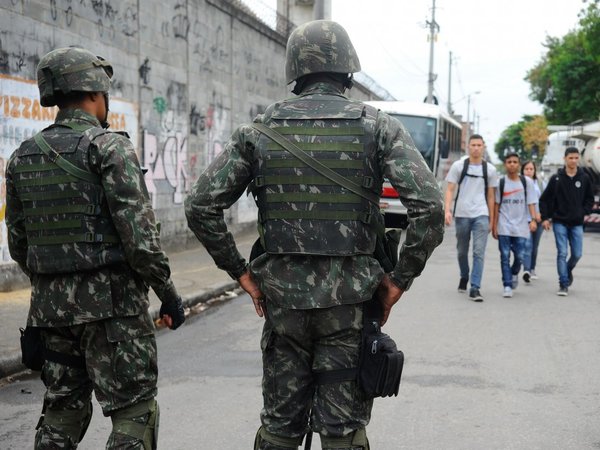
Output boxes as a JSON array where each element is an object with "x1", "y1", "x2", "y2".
[{"x1": 243, "y1": 0, "x2": 586, "y2": 151}]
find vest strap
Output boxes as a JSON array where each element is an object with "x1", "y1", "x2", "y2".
[
  {"x1": 33, "y1": 133, "x2": 101, "y2": 184},
  {"x1": 26, "y1": 219, "x2": 82, "y2": 231},
  {"x1": 20, "y1": 190, "x2": 82, "y2": 201},
  {"x1": 265, "y1": 159, "x2": 364, "y2": 169},
  {"x1": 263, "y1": 210, "x2": 371, "y2": 222},
  {"x1": 273, "y1": 126, "x2": 365, "y2": 136},
  {"x1": 29, "y1": 232, "x2": 120, "y2": 245},
  {"x1": 266, "y1": 142, "x2": 364, "y2": 152},
  {"x1": 24, "y1": 204, "x2": 101, "y2": 216},
  {"x1": 266, "y1": 192, "x2": 362, "y2": 204}
]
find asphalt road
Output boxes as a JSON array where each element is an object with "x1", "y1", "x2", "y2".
[{"x1": 1, "y1": 228, "x2": 599, "y2": 449}]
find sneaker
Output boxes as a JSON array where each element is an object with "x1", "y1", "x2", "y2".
[
  {"x1": 568, "y1": 270, "x2": 573, "y2": 287},
  {"x1": 557, "y1": 286, "x2": 568, "y2": 296},
  {"x1": 512, "y1": 274, "x2": 519, "y2": 289},
  {"x1": 503, "y1": 286, "x2": 513, "y2": 298},
  {"x1": 530, "y1": 270, "x2": 538, "y2": 280},
  {"x1": 458, "y1": 277, "x2": 468, "y2": 293},
  {"x1": 469, "y1": 288, "x2": 484, "y2": 302},
  {"x1": 522, "y1": 271, "x2": 531, "y2": 283}
]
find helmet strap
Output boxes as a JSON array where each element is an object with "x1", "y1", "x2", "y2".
[{"x1": 100, "y1": 93, "x2": 110, "y2": 129}]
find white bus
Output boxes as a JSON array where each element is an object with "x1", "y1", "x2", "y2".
[{"x1": 366, "y1": 101, "x2": 463, "y2": 228}]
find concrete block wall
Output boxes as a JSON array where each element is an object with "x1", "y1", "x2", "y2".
[{"x1": 0, "y1": 0, "x2": 381, "y2": 290}]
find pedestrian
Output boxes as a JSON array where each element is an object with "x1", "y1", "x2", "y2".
[
  {"x1": 491, "y1": 153, "x2": 538, "y2": 298},
  {"x1": 4, "y1": 47, "x2": 185, "y2": 449},
  {"x1": 444, "y1": 134, "x2": 499, "y2": 301},
  {"x1": 185, "y1": 20, "x2": 444, "y2": 450},
  {"x1": 539, "y1": 147, "x2": 595, "y2": 296},
  {"x1": 520, "y1": 160, "x2": 544, "y2": 282}
]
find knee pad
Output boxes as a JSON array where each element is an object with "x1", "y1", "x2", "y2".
[
  {"x1": 37, "y1": 401, "x2": 93, "y2": 448},
  {"x1": 321, "y1": 428, "x2": 370, "y2": 450},
  {"x1": 253, "y1": 426, "x2": 302, "y2": 449},
  {"x1": 109, "y1": 399, "x2": 159, "y2": 450}
]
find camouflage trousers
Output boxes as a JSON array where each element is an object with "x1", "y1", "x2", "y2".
[
  {"x1": 260, "y1": 302, "x2": 373, "y2": 442},
  {"x1": 36, "y1": 312, "x2": 158, "y2": 448}
]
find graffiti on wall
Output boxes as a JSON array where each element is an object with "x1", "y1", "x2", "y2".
[
  {"x1": 0, "y1": 74, "x2": 139, "y2": 264},
  {"x1": 143, "y1": 128, "x2": 188, "y2": 207},
  {"x1": 46, "y1": 0, "x2": 139, "y2": 41},
  {"x1": 142, "y1": 81, "x2": 189, "y2": 208}
]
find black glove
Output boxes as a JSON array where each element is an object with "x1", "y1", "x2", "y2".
[{"x1": 160, "y1": 296, "x2": 185, "y2": 330}]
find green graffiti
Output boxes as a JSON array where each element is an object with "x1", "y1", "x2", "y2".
[{"x1": 153, "y1": 97, "x2": 167, "y2": 114}]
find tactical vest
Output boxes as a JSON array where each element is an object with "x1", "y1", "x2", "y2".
[
  {"x1": 251, "y1": 95, "x2": 383, "y2": 256},
  {"x1": 13, "y1": 123, "x2": 126, "y2": 274}
]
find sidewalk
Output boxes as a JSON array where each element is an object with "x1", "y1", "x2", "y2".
[{"x1": 0, "y1": 227, "x2": 259, "y2": 379}]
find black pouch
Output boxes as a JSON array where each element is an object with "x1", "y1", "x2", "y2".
[
  {"x1": 359, "y1": 309, "x2": 404, "y2": 398},
  {"x1": 373, "y1": 229, "x2": 402, "y2": 273},
  {"x1": 20, "y1": 326, "x2": 44, "y2": 371}
]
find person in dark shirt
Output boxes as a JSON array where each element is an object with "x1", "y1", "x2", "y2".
[{"x1": 540, "y1": 147, "x2": 594, "y2": 296}]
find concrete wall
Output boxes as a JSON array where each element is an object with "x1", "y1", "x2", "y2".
[{"x1": 0, "y1": 0, "x2": 381, "y2": 289}]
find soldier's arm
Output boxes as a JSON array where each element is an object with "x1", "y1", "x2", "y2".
[
  {"x1": 93, "y1": 134, "x2": 178, "y2": 303},
  {"x1": 184, "y1": 125, "x2": 256, "y2": 280},
  {"x1": 5, "y1": 155, "x2": 31, "y2": 277},
  {"x1": 377, "y1": 113, "x2": 444, "y2": 291}
]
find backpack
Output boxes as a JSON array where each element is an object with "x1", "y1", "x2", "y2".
[
  {"x1": 453, "y1": 158, "x2": 488, "y2": 215},
  {"x1": 498, "y1": 175, "x2": 527, "y2": 211}
]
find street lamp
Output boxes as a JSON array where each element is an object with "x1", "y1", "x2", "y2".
[{"x1": 465, "y1": 90, "x2": 481, "y2": 148}]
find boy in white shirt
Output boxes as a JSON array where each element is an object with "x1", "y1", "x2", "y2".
[{"x1": 492, "y1": 153, "x2": 538, "y2": 297}]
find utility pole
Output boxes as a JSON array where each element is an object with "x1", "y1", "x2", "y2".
[
  {"x1": 466, "y1": 95, "x2": 471, "y2": 149},
  {"x1": 447, "y1": 51, "x2": 453, "y2": 114},
  {"x1": 426, "y1": 0, "x2": 439, "y2": 104}
]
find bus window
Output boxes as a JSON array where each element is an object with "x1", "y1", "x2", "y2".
[{"x1": 391, "y1": 114, "x2": 437, "y2": 169}]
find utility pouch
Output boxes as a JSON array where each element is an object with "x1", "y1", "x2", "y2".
[
  {"x1": 359, "y1": 317, "x2": 404, "y2": 398},
  {"x1": 20, "y1": 326, "x2": 44, "y2": 371},
  {"x1": 373, "y1": 229, "x2": 401, "y2": 272}
]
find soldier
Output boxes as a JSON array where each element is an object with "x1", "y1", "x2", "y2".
[
  {"x1": 5, "y1": 47, "x2": 185, "y2": 449},
  {"x1": 185, "y1": 20, "x2": 444, "y2": 450}
]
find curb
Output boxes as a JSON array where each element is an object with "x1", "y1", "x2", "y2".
[{"x1": 0, "y1": 281, "x2": 242, "y2": 380}]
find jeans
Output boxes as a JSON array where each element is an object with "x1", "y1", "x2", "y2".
[
  {"x1": 499, "y1": 236, "x2": 527, "y2": 287},
  {"x1": 522, "y1": 225, "x2": 544, "y2": 272},
  {"x1": 455, "y1": 216, "x2": 489, "y2": 289},
  {"x1": 552, "y1": 223, "x2": 583, "y2": 288}
]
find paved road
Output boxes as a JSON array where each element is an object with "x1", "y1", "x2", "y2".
[{"x1": 1, "y1": 228, "x2": 599, "y2": 449}]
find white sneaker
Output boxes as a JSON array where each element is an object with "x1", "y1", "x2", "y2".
[
  {"x1": 530, "y1": 270, "x2": 538, "y2": 280},
  {"x1": 503, "y1": 286, "x2": 513, "y2": 298},
  {"x1": 511, "y1": 275, "x2": 519, "y2": 289}
]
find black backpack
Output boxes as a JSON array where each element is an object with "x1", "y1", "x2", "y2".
[{"x1": 453, "y1": 158, "x2": 488, "y2": 215}]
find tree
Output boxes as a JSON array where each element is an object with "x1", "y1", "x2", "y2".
[
  {"x1": 525, "y1": 1, "x2": 600, "y2": 124},
  {"x1": 495, "y1": 115, "x2": 538, "y2": 161},
  {"x1": 521, "y1": 115, "x2": 548, "y2": 158}
]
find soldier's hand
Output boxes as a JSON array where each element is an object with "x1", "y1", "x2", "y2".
[
  {"x1": 160, "y1": 296, "x2": 186, "y2": 330},
  {"x1": 376, "y1": 274, "x2": 404, "y2": 327},
  {"x1": 238, "y1": 270, "x2": 266, "y2": 318}
]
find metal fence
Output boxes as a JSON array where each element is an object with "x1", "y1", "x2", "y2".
[{"x1": 239, "y1": 0, "x2": 297, "y2": 37}]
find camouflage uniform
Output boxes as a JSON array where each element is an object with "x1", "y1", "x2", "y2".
[
  {"x1": 5, "y1": 47, "x2": 183, "y2": 449},
  {"x1": 185, "y1": 21, "x2": 444, "y2": 450}
]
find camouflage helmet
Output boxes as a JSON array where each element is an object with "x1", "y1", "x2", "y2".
[
  {"x1": 37, "y1": 47, "x2": 113, "y2": 107},
  {"x1": 285, "y1": 20, "x2": 361, "y2": 84}
]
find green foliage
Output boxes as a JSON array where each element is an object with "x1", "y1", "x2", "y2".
[
  {"x1": 525, "y1": 0, "x2": 600, "y2": 124},
  {"x1": 495, "y1": 115, "x2": 538, "y2": 161}
]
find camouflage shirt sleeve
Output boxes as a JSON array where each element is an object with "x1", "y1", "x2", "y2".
[
  {"x1": 91, "y1": 133, "x2": 178, "y2": 302},
  {"x1": 376, "y1": 112, "x2": 444, "y2": 290},
  {"x1": 184, "y1": 125, "x2": 255, "y2": 279},
  {"x1": 5, "y1": 151, "x2": 31, "y2": 277}
]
